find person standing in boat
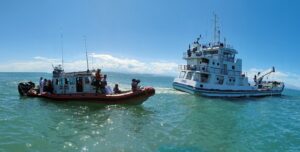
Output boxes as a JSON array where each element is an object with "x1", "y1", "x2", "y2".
[
  {"x1": 39, "y1": 77, "x2": 44, "y2": 94},
  {"x1": 113, "y1": 84, "x2": 121, "y2": 94},
  {"x1": 43, "y1": 79, "x2": 47, "y2": 92},
  {"x1": 131, "y1": 79, "x2": 140, "y2": 92},
  {"x1": 100, "y1": 74, "x2": 107, "y2": 94},
  {"x1": 47, "y1": 80, "x2": 53, "y2": 94},
  {"x1": 95, "y1": 69, "x2": 102, "y2": 93}
]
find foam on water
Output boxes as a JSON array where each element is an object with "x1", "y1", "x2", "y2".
[{"x1": 154, "y1": 87, "x2": 188, "y2": 95}]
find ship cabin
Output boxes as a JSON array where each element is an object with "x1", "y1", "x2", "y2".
[
  {"x1": 51, "y1": 66, "x2": 96, "y2": 94},
  {"x1": 179, "y1": 42, "x2": 249, "y2": 87}
]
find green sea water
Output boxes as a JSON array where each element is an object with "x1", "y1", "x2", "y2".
[{"x1": 0, "y1": 72, "x2": 300, "y2": 152}]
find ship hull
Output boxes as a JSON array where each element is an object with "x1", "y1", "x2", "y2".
[
  {"x1": 21, "y1": 87, "x2": 155, "y2": 105},
  {"x1": 173, "y1": 82, "x2": 283, "y2": 97}
]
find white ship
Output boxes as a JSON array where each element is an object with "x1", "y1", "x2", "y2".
[{"x1": 173, "y1": 15, "x2": 284, "y2": 97}]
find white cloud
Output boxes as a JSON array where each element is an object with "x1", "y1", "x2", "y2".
[
  {"x1": 91, "y1": 54, "x2": 178, "y2": 75},
  {"x1": 0, "y1": 53, "x2": 179, "y2": 76},
  {"x1": 33, "y1": 56, "x2": 59, "y2": 63}
]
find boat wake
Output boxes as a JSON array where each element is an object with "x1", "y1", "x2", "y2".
[{"x1": 155, "y1": 87, "x2": 188, "y2": 95}]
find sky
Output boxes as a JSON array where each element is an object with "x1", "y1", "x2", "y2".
[{"x1": 0, "y1": 0, "x2": 300, "y2": 89}]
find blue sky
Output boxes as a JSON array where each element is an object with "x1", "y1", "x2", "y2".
[{"x1": 0, "y1": 0, "x2": 300, "y2": 88}]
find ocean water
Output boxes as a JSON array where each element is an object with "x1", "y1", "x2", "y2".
[{"x1": 0, "y1": 72, "x2": 300, "y2": 152}]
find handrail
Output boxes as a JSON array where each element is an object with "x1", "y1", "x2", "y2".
[{"x1": 178, "y1": 65, "x2": 241, "y2": 76}]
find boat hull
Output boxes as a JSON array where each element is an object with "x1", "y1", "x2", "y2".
[
  {"x1": 173, "y1": 82, "x2": 283, "y2": 97},
  {"x1": 24, "y1": 87, "x2": 155, "y2": 105}
]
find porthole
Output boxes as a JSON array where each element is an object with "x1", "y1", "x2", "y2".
[{"x1": 200, "y1": 85, "x2": 203, "y2": 88}]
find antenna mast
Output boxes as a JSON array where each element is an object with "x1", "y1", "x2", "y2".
[
  {"x1": 60, "y1": 33, "x2": 64, "y2": 69},
  {"x1": 213, "y1": 13, "x2": 221, "y2": 43},
  {"x1": 84, "y1": 36, "x2": 89, "y2": 71}
]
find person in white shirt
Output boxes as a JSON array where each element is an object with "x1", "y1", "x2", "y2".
[{"x1": 39, "y1": 77, "x2": 44, "y2": 94}]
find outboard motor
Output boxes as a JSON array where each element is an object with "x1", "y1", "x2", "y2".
[{"x1": 18, "y1": 82, "x2": 35, "y2": 96}]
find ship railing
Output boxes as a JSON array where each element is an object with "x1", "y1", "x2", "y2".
[
  {"x1": 179, "y1": 65, "x2": 209, "y2": 73},
  {"x1": 183, "y1": 52, "x2": 223, "y2": 59},
  {"x1": 183, "y1": 52, "x2": 203, "y2": 58},
  {"x1": 179, "y1": 65, "x2": 242, "y2": 76}
]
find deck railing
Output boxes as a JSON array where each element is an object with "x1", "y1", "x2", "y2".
[{"x1": 179, "y1": 65, "x2": 241, "y2": 76}]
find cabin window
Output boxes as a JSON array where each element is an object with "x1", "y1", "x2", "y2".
[
  {"x1": 217, "y1": 63, "x2": 219, "y2": 66},
  {"x1": 232, "y1": 66, "x2": 235, "y2": 70},
  {"x1": 55, "y1": 79, "x2": 58, "y2": 85},
  {"x1": 204, "y1": 50, "x2": 218, "y2": 55},
  {"x1": 200, "y1": 74, "x2": 209, "y2": 83},
  {"x1": 186, "y1": 72, "x2": 193, "y2": 80},
  {"x1": 65, "y1": 78, "x2": 69, "y2": 85},
  {"x1": 85, "y1": 77, "x2": 90, "y2": 84},
  {"x1": 212, "y1": 62, "x2": 215, "y2": 65},
  {"x1": 60, "y1": 79, "x2": 64, "y2": 85},
  {"x1": 179, "y1": 71, "x2": 186, "y2": 78},
  {"x1": 216, "y1": 75, "x2": 224, "y2": 85},
  {"x1": 194, "y1": 73, "x2": 201, "y2": 81},
  {"x1": 201, "y1": 58, "x2": 209, "y2": 64},
  {"x1": 69, "y1": 78, "x2": 75, "y2": 85}
]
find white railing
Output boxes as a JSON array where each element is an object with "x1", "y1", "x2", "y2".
[{"x1": 179, "y1": 65, "x2": 241, "y2": 76}]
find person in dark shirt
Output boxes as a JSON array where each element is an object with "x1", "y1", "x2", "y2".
[
  {"x1": 113, "y1": 84, "x2": 121, "y2": 94},
  {"x1": 100, "y1": 75, "x2": 107, "y2": 94},
  {"x1": 47, "y1": 80, "x2": 53, "y2": 94},
  {"x1": 131, "y1": 79, "x2": 140, "y2": 92},
  {"x1": 95, "y1": 69, "x2": 102, "y2": 93}
]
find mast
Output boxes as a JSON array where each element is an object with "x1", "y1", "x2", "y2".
[
  {"x1": 84, "y1": 36, "x2": 90, "y2": 72},
  {"x1": 60, "y1": 33, "x2": 64, "y2": 69},
  {"x1": 214, "y1": 13, "x2": 217, "y2": 43},
  {"x1": 213, "y1": 13, "x2": 221, "y2": 43}
]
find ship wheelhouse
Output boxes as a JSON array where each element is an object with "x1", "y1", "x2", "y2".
[{"x1": 52, "y1": 68, "x2": 96, "y2": 94}]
